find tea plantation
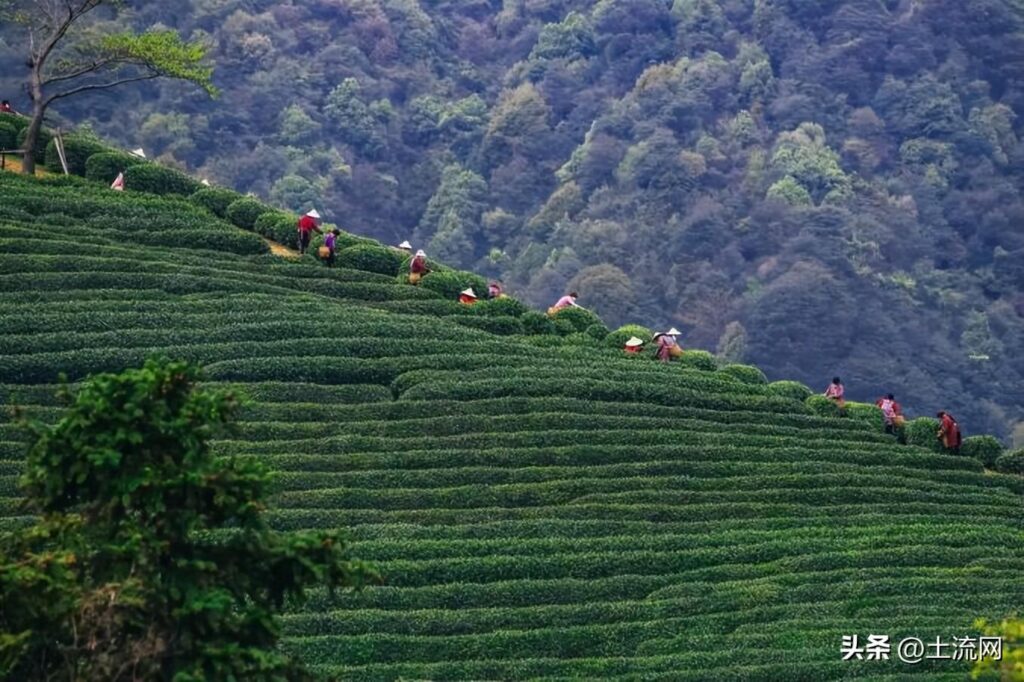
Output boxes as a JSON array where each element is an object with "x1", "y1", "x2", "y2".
[{"x1": 1, "y1": 167, "x2": 1022, "y2": 680}]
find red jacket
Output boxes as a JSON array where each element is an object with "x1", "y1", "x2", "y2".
[
  {"x1": 410, "y1": 255, "x2": 428, "y2": 274},
  {"x1": 297, "y1": 215, "x2": 320, "y2": 233}
]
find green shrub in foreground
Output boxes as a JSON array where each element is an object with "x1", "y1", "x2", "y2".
[
  {"x1": 845, "y1": 402, "x2": 884, "y2": 431},
  {"x1": 520, "y1": 311, "x2": 557, "y2": 336},
  {"x1": 677, "y1": 350, "x2": 718, "y2": 372},
  {"x1": 805, "y1": 395, "x2": 841, "y2": 418},
  {"x1": 338, "y1": 244, "x2": 407, "y2": 276},
  {"x1": 549, "y1": 306, "x2": 604, "y2": 333},
  {"x1": 254, "y1": 211, "x2": 296, "y2": 243},
  {"x1": 124, "y1": 164, "x2": 202, "y2": 196},
  {"x1": 604, "y1": 324, "x2": 653, "y2": 349},
  {"x1": 767, "y1": 380, "x2": 813, "y2": 402},
  {"x1": 0, "y1": 122, "x2": 16, "y2": 152},
  {"x1": 905, "y1": 417, "x2": 942, "y2": 452},
  {"x1": 189, "y1": 187, "x2": 244, "y2": 218},
  {"x1": 470, "y1": 296, "x2": 530, "y2": 318},
  {"x1": 718, "y1": 364, "x2": 768, "y2": 385},
  {"x1": 0, "y1": 112, "x2": 28, "y2": 132},
  {"x1": 44, "y1": 135, "x2": 107, "y2": 175},
  {"x1": 993, "y1": 449, "x2": 1024, "y2": 475},
  {"x1": 420, "y1": 270, "x2": 489, "y2": 301},
  {"x1": 226, "y1": 197, "x2": 273, "y2": 231},
  {"x1": 84, "y1": 152, "x2": 145, "y2": 184},
  {"x1": 960, "y1": 435, "x2": 1003, "y2": 468}
]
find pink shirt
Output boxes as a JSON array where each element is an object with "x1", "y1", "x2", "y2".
[
  {"x1": 824, "y1": 383, "x2": 844, "y2": 399},
  {"x1": 553, "y1": 295, "x2": 577, "y2": 310}
]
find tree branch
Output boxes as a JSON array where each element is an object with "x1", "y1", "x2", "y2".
[
  {"x1": 45, "y1": 72, "x2": 159, "y2": 104},
  {"x1": 42, "y1": 57, "x2": 120, "y2": 86}
]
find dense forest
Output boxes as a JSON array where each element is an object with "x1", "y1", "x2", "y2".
[{"x1": 1, "y1": 0, "x2": 1022, "y2": 441}]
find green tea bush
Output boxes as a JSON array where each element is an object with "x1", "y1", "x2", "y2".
[
  {"x1": 585, "y1": 323, "x2": 610, "y2": 341},
  {"x1": 960, "y1": 435, "x2": 1003, "y2": 468},
  {"x1": 550, "y1": 306, "x2": 604, "y2": 333},
  {"x1": 470, "y1": 296, "x2": 529, "y2": 318},
  {"x1": 520, "y1": 311, "x2": 557, "y2": 336},
  {"x1": 254, "y1": 211, "x2": 296, "y2": 243},
  {"x1": 17, "y1": 126, "x2": 52, "y2": 164},
  {"x1": 84, "y1": 152, "x2": 145, "y2": 184},
  {"x1": 678, "y1": 350, "x2": 718, "y2": 372},
  {"x1": 0, "y1": 122, "x2": 16, "y2": 151},
  {"x1": 994, "y1": 449, "x2": 1024, "y2": 475},
  {"x1": 767, "y1": 380, "x2": 813, "y2": 402},
  {"x1": 44, "y1": 135, "x2": 107, "y2": 175},
  {"x1": 225, "y1": 197, "x2": 273, "y2": 231},
  {"x1": 845, "y1": 402, "x2": 884, "y2": 431},
  {"x1": 718, "y1": 364, "x2": 768, "y2": 385},
  {"x1": 905, "y1": 417, "x2": 941, "y2": 451},
  {"x1": 805, "y1": 394, "x2": 841, "y2": 418},
  {"x1": 551, "y1": 317, "x2": 577, "y2": 336},
  {"x1": 0, "y1": 112, "x2": 27, "y2": 132},
  {"x1": 452, "y1": 315, "x2": 524, "y2": 336},
  {"x1": 338, "y1": 244, "x2": 406, "y2": 276},
  {"x1": 420, "y1": 270, "x2": 488, "y2": 300},
  {"x1": 189, "y1": 187, "x2": 244, "y2": 218},
  {"x1": 124, "y1": 164, "x2": 202, "y2": 196},
  {"x1": 604, "y1": 324, "x2": 653, "y2": 348}
]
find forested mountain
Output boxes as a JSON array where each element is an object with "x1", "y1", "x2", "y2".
[{"x1": 2, "y1": 0, "x2": 1022, "y2": 440}]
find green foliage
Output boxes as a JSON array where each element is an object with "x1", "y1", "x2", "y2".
[
  {"x1": 718, "y1": 364, "x2": 768, "y2": 385},
  {"x1": 101, "y1": 31, "x2": 218, "y2": 97},
  {"x1": 960, "y1": 435, "x2": 1003, "y2": 468},
  {"x1": 585, "y1": 323, "x2": 610, "y2": 341},
  {"x1": 766, "y1": 175, "x2": 811, "y2": 206},
  {"x1": 0, "y1": 112, "x2": 27, "y2": 133},
  {"x1": 189, "y1": 187, "x2": 245, "y2": 219},
  {"x1": 767, "y1": 380, "x2": 813, "y2": 402},
  {"x1": 605, "y1": 324, "x2": 653, "y2": 349},
  {"x1": 0, "y1": 122, "x2": 16, "y2": 151},
  {"x1": 521, "y1": 311, "x2": 557, "y2": 336},
  {"x1": 678, "y1": 349, "x2": 718, "y2": 372},
  {"x1": 531, "y1": 12, "x2": 596, "y2": 60},
  {"x1": 420, "y1": 270, "x2": 489, "y2": 301},
  {"x1": 805, "y1": 394, "x2": 841, "y2": 418},
  {"x1": 123, "y1": 164, "x2": 202, "y2": 196},
  {"x1": 225, "y1": 197, "x2": 273, "y2": 231},
  {"x1": 17, "y1": 126, "x2": 51, "y2": 164},
  {"x1": 845, "y1": 402, "x2": 885, "y2": 431},
  {"x1": 904, "y1": 417, "x2": 942, "y2": 452},
  {"x1": 325, "y1": 78, "x2": 386, "y2": 157},
  {"x1": 549, "y1": 306, "x2": 604, "y2": 333},
  {"x1": 83, "y1": 152, "x2": 144, "y2": 184},
  {"x1": 253, "y1": 211, "x2": 297, "y2": 243},
  {"x1": 44, "y1": 135, "x2": 107, "y2": 175},
  {"x1": 0, "y1": 359, "x2": 376, "y2": 680},
  {"x1": 471, "y1": 296, "x2": 530, "y2": 318},
  {"x1": 971, "y1": 617, "x2": 1024, "y2": 681},
  {"x1": 338, "y1": 244, "x2": 407, "y2": 276},
  {"x1": 993, "y1": 450, "x2": 1024, "y2": 475}
]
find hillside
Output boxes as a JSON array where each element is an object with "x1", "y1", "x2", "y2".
[
  {"x1": 2, "y1": 167, "x2": 1023, "y2": 679},
  {"x1": 2, "y1": 0, "x2": 1023, "y2": 442}
]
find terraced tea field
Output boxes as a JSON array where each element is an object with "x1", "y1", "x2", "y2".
[{"x1": 1, "y1": 169, "x2": 1022, "y2": 680}]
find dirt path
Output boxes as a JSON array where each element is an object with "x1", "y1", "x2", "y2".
[
  {"x1": 264, "y1": 237, "x2": 300, "y2": 258},
  {"x1": 1, "y1": 155, "x2": 49, "y2": 176}
]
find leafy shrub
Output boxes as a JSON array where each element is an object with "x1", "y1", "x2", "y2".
[
  {"x1": 0, "y1": 122, "x2": 16, "y2": 151},
  {"x1": 254, "y1": 211, "x2": 296, "y2": 243},
  {"x1": 338, "y1": 244, "x2": 407, "y2": 276},
  {"x1": 562, "y1": 332, "x2": 594, "y2": 346},
  {"x1": 0, "y1": 112, "x2": 27, "y2": 132},
  {"x1": 994, "y1": 450, "x2": 1024, "y2": 475},
  {"x1": 551, "y1": 317, "x2": 577, "y2": 336},
  {"x1": 718, "y1": 364, "x2": 768, "y2": 385},
  {"x1": 225, "y1": 197, "x2": 273, "y2": 231},
  {"x1": 17, "y1": 126, "x2": 52, "y2": 164},
  {"x1": 84, "y1": 152, "x2": 145, "y2": 184},
  {"x1": 904, "y1": 417, "x2": 941, "y2": 451},
  {"x1": 452, "y1": 315, "x2": 524, "y2": 335},
  {"x1": 470, "y1": 296, "x2": 529, "y2": 318},
  {"x1": 845, "y1": 402, "x2": 884, "y2": 431},
  {"x1": 805, "y1": 394, "x2": 841, "y2": 418},
  {"x1": 44, "y1": 135, "x2": 107, "y2": 175},
  {"x1": 678, "y1": 350, "x2": 718, "y2": 372},
  {"x1": 189, "y1": 188, "x2": 244, "y2": 218},
  {"x1": 550, "y1": 306, "x2": 604, "y2": 333},
  {"x1": 961, "y1": 435, "x2": 1002, "y2": 468},
  {"x1": 767, "y1": 380, "x2": 812, "y2": 402},
  {"x1": 604, "y1": 324, "x2": 653, "y2": 349},
  {"x1": 124, "y1": 164, "x2": 202, "y2": 196},
  {"x1": 521, "y1": 311, "x2": 557, "y2": 335},
  {"x1": 585, "y1": 323, "x2": 610, "y2": 341},
  {"x1": 420, "y1": 270, "x2": 488, "y2": 300}
]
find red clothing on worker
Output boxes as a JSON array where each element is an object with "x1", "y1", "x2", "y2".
[
  {"x1": 875, "y1": 397, "x2": 903, "y2": 424},
  {"x1": 0, "y1": 103, "x2": 12, "y2": 113},
  {"x1": 297, "y1": 215, "x2": 320, "y2": 233},
  {"x1": 410, "y1": 255, "x2": 428, "y2": 275},
  {"x1": 938, "y1": 413, "x2": 962, "y2": 450},
  {"x1": 624, "y1": 345, "x2": 643, "y2": 354},
  {"x1": 110, "y1": 172, "x2": 125, "y2": 191},
  {"x1": 655, "y1": 335, "x2": 682, "y2": 362}
]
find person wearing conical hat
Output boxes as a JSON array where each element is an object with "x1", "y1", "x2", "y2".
[
  {"x1": 296, "y1": 209, "x2": 323, "y2": 255},
  {"x1": 624, "y1": 336, "x2": 645, "y2": 355},
  {"x1": 409, "y1": 249, "x2": 429, "y2": 285},
  {"x1": 459, "y1": 287, "x2": 478, "y2": 305},
  {"x1": 397, "y1": 240, "x2": 413, "y2": 253},
  {"x1": 654, "y1": 327, "x2": 683, "y2": 362}
]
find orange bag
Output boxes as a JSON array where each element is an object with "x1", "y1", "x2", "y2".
[{"x1": 318, "y1": 245, "x2": 331, "y2": 259}]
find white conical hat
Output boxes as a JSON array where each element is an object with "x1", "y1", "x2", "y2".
[
  {"x1": 415, "y1": 249, "x2": 426, "y2": 257},
  {"x1": 398, "y1": 240, "x2": 412, "y2": 249},
  {"x1": 667, "y1": 327, "x2": 681, "y2": 336},
  {"x1": 461, "y1": 288, "x2": 477, "y2": 297},
  {"x1": 131, "y1": 147, "x2": 146, "y2": 158},
  {"x1": 201, "y1": 178, "x2": 211, "y2": 186},
  {"x1": 625, "y1": 336, "x2": 644, "y2": 347},
  {"x1": 305, "y1": 209, "x2": 321, "y2": 219}
]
